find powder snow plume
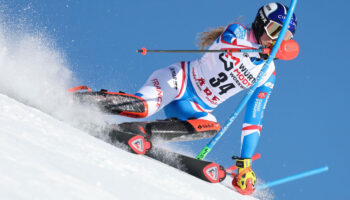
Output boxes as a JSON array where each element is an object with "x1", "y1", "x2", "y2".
[{"x1": 0, "y1": 13, "x2": 109, "y2": 139}]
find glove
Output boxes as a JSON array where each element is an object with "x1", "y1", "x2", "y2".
[{"x1": 232, "y1": 158, "x2": 257, "y2": 195}]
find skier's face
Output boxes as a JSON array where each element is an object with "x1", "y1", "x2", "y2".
[{"x1": 259, "y1": 32, "x2": 275, "y2": 48}]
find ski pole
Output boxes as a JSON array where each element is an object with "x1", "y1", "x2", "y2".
[
  {"x1": 137, "y1": 47, "x2": 269, "y2": 55},
  {"x1": 137, "y1": 40, "x2": 299, "y2": 60},
  {"x1": 196, "y1": 0, "x2": 298, "y2": 160},
  {"x1": 257, "y1": 166, "x2": 329, "y2": 190}
]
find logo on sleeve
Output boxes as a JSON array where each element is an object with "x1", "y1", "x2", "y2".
[
  {"x1": 233, "y1": 24, "x2": 246, "y2": 39},
  {"x1": 257, "y1": 92, "x2": 267, "y2": 99}
]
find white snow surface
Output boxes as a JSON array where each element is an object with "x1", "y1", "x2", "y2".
[{"x1": 0, "y1": 94, "x2": 257, "y2": 200}]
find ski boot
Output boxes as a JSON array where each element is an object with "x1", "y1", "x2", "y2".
[
  {"x1": 68, "y1": 86, "x2": 148, "y2": 118},
  {"x1": 231, "y1": 158, "x2": 257, "y2": 195}
]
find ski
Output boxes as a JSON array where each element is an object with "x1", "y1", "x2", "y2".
[
  {"x1": 109, "y1": 129, "x2": 226, "y2": 183},
  {"x1": 146, "y1": 146, "x2": 226, "y2": 183}
]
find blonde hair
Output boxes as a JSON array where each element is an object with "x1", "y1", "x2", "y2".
[
  {"x1": 197, "y1": 27, "x2": 225, "y2": 50},
  {"x1": 197, "y1": 18, "x2": 243, "y2": 50}
]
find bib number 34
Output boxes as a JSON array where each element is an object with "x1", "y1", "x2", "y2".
[{"x1": 209, "y1": 72, "x2": 235, "y2": 95}]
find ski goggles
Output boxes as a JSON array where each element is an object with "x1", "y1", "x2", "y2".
[{"x1": 264, "y1": 21, "x2": 293, "y2": 40}]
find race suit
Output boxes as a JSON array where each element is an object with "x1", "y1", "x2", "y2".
[{"x1": 135, "y1": 24, "x2": 276, "y2": 158}]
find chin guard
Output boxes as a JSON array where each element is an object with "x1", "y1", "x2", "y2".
[{"x1": 262, "y1": 40, "x2": 299, "y2": 60}]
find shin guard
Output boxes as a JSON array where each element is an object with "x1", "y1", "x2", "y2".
[
  {"x1": 68, "y1": 86, "x2": 148, "y2": 118},
  {"x1": 116, "y1": 118, "x2": 221, "y2": 142}
]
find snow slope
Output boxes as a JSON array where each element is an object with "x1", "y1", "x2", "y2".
[{"x1": 0, "y1": 94, "x2": 258, "y2": 200}]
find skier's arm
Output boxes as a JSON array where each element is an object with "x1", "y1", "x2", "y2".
[
  {"x1": 219, "y1": 24, "x2": 261, "y2": 55},
  {"x1": 221, "y1": 23, "x2": 248, "y2": 42},
  {"x1": 240, "y1": 72, "x2": 276, "y2": 158}
]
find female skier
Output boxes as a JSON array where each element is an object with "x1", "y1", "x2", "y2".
[{"x1": 72, "y1": 2, "x2": 297, "y2": 195}]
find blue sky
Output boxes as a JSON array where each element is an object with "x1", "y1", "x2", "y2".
[{"x1": 1, "y1": 0, "x2": 348, "y2": 199}]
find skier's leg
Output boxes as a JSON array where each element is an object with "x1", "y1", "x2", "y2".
[
  {"x1": 70, "y1": 62, "x2": 187, "y2": 118},
  {"x1": 109, "y1": 61, "x2": 220, "y2": 142},
  {"x1": 135, "y1": 62, "x2": 187, "y2": 117},
  {"x1": 110, "y1": 117, "x2": 220, "y2": 142},
  {"x1": 110, "y1": 98, "x2": 220, "y2": 142}
]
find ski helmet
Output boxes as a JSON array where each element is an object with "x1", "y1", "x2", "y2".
[{"x1": 252, "y1": 2, "x2": 297, "y2": 42}]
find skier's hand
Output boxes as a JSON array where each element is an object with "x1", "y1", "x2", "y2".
[{"x1": 232, "y1": 158, "x2": 256, "y2": 195}]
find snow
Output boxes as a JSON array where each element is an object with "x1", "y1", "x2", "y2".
[{"x1": 0, "y1": 94, "x2": 257, "y2": 200}]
